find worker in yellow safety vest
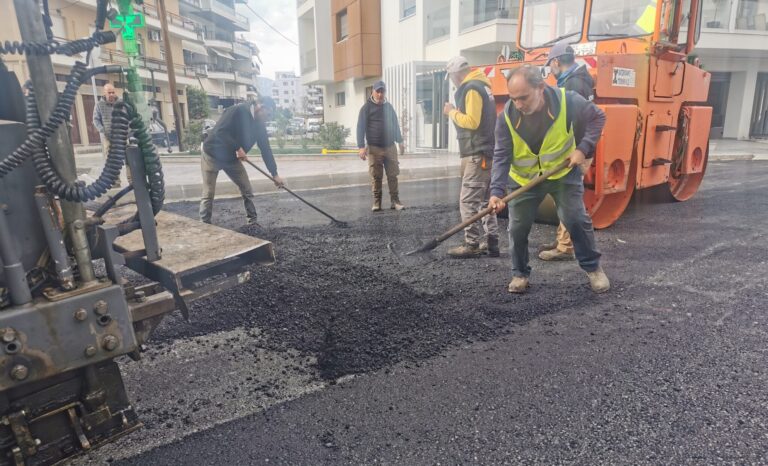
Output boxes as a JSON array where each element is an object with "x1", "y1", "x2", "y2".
[
  {"x1": 488, "y1": 66, "x2": 610, "y2": 294},
  {"x1": 635, "y1": 0, "x2": 657, "y2": 34}
]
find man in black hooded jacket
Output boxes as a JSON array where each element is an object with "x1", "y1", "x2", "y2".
[{"x1": 538, "y1": 42, "x2": 596, "y2": 262}]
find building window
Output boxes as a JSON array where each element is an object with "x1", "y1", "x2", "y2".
[
  {"x1": 337, "y1": 9, "x2": 348, "y2": 41},
  {"x1": 401, "y1": 0, "x2": 416, "y2": 19},
  {"x1": 336, "y1": 92, "x2": 346, "y2": 107}
]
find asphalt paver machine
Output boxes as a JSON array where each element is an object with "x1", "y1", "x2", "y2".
[
  {"x1": 0, "y1": 1, "x2": 273, "y2": 463},
  {"x1": 484, "y1": 0, "x2": 712, "y2": 227}
]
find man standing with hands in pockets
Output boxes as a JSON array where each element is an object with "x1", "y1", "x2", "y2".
[{"x1": 357, "y1": 80, "x2": 405, "y2": 212}]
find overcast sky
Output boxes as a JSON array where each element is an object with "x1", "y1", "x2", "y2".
[{"x1": 237, "y1": 1, "x2": 300, "y2": 81}]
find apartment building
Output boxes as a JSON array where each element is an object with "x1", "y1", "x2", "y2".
[
  {"x1": 299, "y1": 0, "x2": 768, "y2": 148},
  {"x1": 298, "y1": 0, "x2": 382, "y2": 140},
  {"x1": 271, "y1": 71, "x2": 307, "y2": 115},
  {"x1": 3, "y1": 0, "x2": 260, "y2": 148}
]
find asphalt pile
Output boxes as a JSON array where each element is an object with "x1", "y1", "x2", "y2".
[{"x1": 150, "y1": 203, "x2": 597, "y2": 381}]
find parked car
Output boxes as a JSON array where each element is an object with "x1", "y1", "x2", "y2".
[{"x1": 265, "y1": 122, "x2": 277, "y2": 137}]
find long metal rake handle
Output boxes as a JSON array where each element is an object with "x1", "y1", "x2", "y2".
[{"x1": 243, "y1": 159, "x2": 347, "y2": 226}]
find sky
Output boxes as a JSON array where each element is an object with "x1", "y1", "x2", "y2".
[{"x1": 237, "y1": 1, "x2": 300, "y2": 81}]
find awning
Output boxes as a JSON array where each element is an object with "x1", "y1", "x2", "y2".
[
  {"x1": 181, "y1": 40, "x2": 208, "y2": 56},
  {"x1": 209, "y1": 48, "x2": 236, "y2": 61}
]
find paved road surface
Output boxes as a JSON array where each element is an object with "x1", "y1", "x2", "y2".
[{"x1": 80, "y1": 161, "x2": 767, "y2": 465}]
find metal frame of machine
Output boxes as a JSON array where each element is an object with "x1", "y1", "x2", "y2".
[{"x1": 0, "y1": 2, "x2": 274, "y2": 464}]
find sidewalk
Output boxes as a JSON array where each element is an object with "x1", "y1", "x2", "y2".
[{"x1": 75, "y1": 139, "x2": 768, "y2": 202}]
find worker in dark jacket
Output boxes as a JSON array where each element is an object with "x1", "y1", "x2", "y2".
[
  {"x1": 199, "y1": 96, "x2": 285, "y2": 224},
  {"x1": 357, "y1": 80, "x2": 405, "y2": 212},
  {"x1": 538, "y1": 42, "x2": 596, "y2": 262},
  {"x1": 489, "y1": 66, "x2": 609, "y2": 294}
]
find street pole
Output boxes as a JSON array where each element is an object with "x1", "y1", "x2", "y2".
[
  {"x1": 156, "y1": 0, "x2": 185, "y2": 151},
  {"x1": 13, "y1": 0, "x2": 96, "y2": 283}
]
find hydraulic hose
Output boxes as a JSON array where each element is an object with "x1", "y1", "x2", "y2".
[
  {"x1": 0, "y1": 62, "x2": 89, "y2": 177},
  {"x1": 0, "y1": 59, "x2": 164, "y2": 212},
  {"x1": 123, "y1": 95, "x2": 165, "y2": 214},
  {"x1": 0, "y1": 31, "x2": 116, "y2": 57},
  {"x1": 92, "y1": 185, "x2": 134, "y2": 219}
]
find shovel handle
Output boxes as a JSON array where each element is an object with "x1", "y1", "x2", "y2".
[
  {"x1": 243, "y1": 159, "x2": 347, "y2": 225},
  {"x1": 435, "y1": 159, "x2": 572, "y2": 243}
]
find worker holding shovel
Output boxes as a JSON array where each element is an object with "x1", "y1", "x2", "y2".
[
  {"x1": 199, "y1": 95, "x2": 285, "y2": 225},
  {"x1": 489, "y1": 66, "x2": 610, "y2": 294}
]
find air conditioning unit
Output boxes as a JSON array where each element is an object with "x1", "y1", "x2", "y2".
[{"x1": 149, "y1": 30, "x2": 161, "y2": 42}]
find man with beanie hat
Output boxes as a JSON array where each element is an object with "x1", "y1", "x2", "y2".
[
  {"x1": 356, "y1": 80, "x2": 405, "y2": 211},
  {"x1": 443, "y1": 56, "x2": 499, "y2": 258}
]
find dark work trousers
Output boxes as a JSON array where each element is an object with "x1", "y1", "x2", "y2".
[
  {"x1": 507, "y1": 176, "x2": 601, "y2": 277},
  {"x1": 199, "y1": 152, "x2": 258, "y2": 224}
]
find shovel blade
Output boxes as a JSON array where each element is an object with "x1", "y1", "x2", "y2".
[{"x1": 405, "y1": 238, "x2": 440, "y2": 256}]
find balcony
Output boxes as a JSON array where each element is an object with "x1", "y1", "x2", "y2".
[
  {"x1": 182, "y1": 0, "x2": 249, "y2": 31},
  {"x1": 459, "y1": 0, "x2": 515, "y2": 31},
  {"x1": 98, "y1": 48, "x2": 199, "y2": 85},
  {"x1": 697, "y1": 0, "x2": 768, "y2": 52},
  {"x1": 232, "y1": 40, "x2": 252, "y2": 58},
  {"x1": 141, "y1": 3, "x2": 201, "y2": 41}
]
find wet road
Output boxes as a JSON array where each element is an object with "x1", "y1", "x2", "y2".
[{"x1": 80, "y1": 161, "x2": 767, "y2": 465}]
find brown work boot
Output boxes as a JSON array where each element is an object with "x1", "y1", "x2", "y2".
[
  {"x1": 507, "y1": 276, "x2": 529, "y2": 294},
  {"x1": 586, "y1": 267, "x2": 610, "y2": 294},
  {"x1": 478, "y1": 236, "x2": 500, "y2": 257},
  {"x1": 538, "y1": 248, "x2": 575, "y2": 261},
  {"x1": 537, "y1": 240, "x2": 559, "y2": 253},
  {"x1": 372, "y1": 199, "x2": 382, "y2": 212},
  {"x1": 448, "y1": 242, "x2": 481, "y2": 258}
]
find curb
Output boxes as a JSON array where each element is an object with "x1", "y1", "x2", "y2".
[{"x1": 160, "y1": 165, "x2": 461, "y2": 202}]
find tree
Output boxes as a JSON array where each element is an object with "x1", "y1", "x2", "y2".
[
  {"x1": 187, "y1": 87, "x2": 209, "y2": 120},
  {"x1": 274, "y1": 111, "x2": 289, "y2": 149}
]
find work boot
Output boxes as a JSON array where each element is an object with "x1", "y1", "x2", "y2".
[
  {"x1": 371, "y1": 177, "x2": 383, "y2": 210},
  {"x1": 391, "y1": 199, "x2": 406, "y2": 211},
  {"x1": 537, "y1": 240, "x2": 559, "y2": 253},
  {"x1": 586, "y1": 267, "x2": 610, "y2": 294},
  {"x1": 447, "y1": 242, "x2": 481, "y2": 258},
  {"x1": 478, "y1": 236, "x2": 500, "y2": 257},
  {"x1": 387, "y1": 176, "x2": 402, "y2": 209},
  {"x1": 538, "y1": 248, "x2": 575, "y2": 261},
  {"x1": 507, "y1": 276, "x2": 529, "y2": 294}
]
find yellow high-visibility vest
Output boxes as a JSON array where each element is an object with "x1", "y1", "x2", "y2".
[
  {"x1": 636, "y1": 0, "x2": 657, "y2": 34},
  {"x1": 504, "y1": 88, "x2": 575, "y2": 186}
]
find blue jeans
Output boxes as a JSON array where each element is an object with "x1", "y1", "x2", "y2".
[{"x1": 507, "y1": 178, "x2": 601, "y2": 277}]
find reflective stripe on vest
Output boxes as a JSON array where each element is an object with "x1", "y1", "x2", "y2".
[{"x1": 504, "y1": 88, "x2": 575, "y2": 186}]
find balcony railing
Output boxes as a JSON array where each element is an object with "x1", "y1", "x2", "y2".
[
  {"x1": 702, "y1": 0, "x2": 768, "y2": 31},
  {"x1": 142, "y1": 2, "x2": 201, "y2": 33},
  {"x1": 459, "y1": 0, "x2": 515, "y2": 31},
  {"x1": 99, "y1": 48, "x2": 199, "y2": 79}
]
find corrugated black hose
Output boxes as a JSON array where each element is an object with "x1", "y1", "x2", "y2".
[{"x1": 0, "y1": 31, "x2": 115, "y2": 57}]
